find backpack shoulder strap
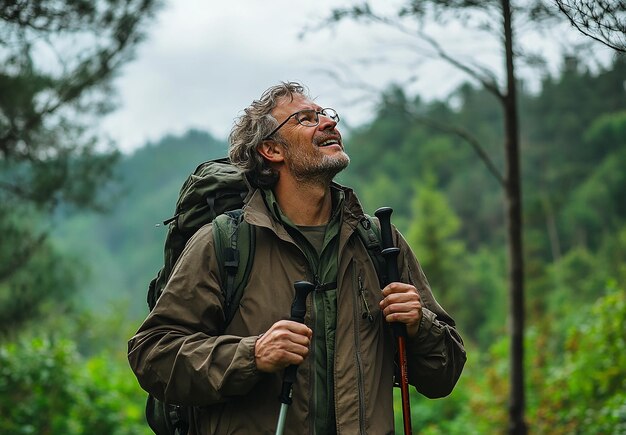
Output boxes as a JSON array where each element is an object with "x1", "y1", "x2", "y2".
[
  {"x1": 212, "y1": 210, "x2": 256, "y2": 328},
  {"x1": 355, "y1": 215, "x2": 387, "y2": 288}
]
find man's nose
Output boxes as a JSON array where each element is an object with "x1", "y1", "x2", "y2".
[{"x1": 318, "y1": 114, "x2": 338, "y2": 131}]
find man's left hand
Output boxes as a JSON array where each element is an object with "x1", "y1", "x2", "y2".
[{"x1": 379, "y1": 282, "x2": 423, "y2": 337}]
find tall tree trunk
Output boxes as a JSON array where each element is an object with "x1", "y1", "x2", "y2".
[{"x1": 501, "y1": 0, "x2": 527, "y2": 433}]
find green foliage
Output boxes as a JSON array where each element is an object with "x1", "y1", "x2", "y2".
[
  {"x1": 460, "y1": 247, "x2": 507, "y2": 345},
  {"x1": 583, "y1": 110, "x2": 626, "y2": 158},
  {"x1": 0, "y1": 0, "x2": 161, "y2": 333},
  {"x1": 0, "y1": 0, "x2": 161, "y2": 213},
  {"x1": 0, "y1": 336, "x2": 150, "y2": 435},
  {"x1": 598, "y1": 224, "x2": 626, "y2": 286},
  {"x1": 418, "y1": 284, "x2": 626, "y2": 434},
  {"x1": 54, "y1": 130, "x2": 229, "y2": 316},
  {"x1": 404, "y1": 175, "x2": 497, "y2": 341},
  {"x1": 359, "y1": 173, "x2": 413, "y2": 229},
  {"x1": 398, "y1": 340, "x2": 510, "y2": 434},
  {"x1": 393, "y1": 381, "x2": 472, "y2": 434},
  {"x1": 530, "y1": 282, "x2": 626, "y2": 433},
  {"x1": 0, "y1": 209, "x2": 81, "y2": 337},
  {"x1": 561, "y1": 148, "x2": 626, "y2": 249},
  {"x1": 407, "y1": 174, "x2": 466, "y2": 291},
  {"x1": 545, "y1": 248, "x2": 607, "y2": 316}
]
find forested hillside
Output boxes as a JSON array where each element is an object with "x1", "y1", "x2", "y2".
[
  {"x1": 338, "y1": 55, "x2": 626, "y2": 347},
  {"x1": 54, "y1": 130, "x2": 230, "y2": 316},
  {"x1": 5, "y1": 54, "x2": 624, "y2": 433}
]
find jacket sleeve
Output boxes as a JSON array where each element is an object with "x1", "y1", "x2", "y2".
[
  {"x1": 127, "y1": 224, "x2": 263, "y2": 406},
  {"x1": 394, "y1": 228, "x2": 467, "y2": 399}
]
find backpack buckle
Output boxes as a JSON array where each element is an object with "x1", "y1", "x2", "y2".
[{"x1": 224, "y1": 247, "x2": 239, "y2": 272}]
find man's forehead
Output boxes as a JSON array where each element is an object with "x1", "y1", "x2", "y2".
[{"x1": 273, "y1": 94, "x2": 321, "y2": 115}]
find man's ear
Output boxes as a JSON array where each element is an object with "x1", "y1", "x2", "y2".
[{"x1": 257, "y1": 140, "x2": 285, "y2": 163}]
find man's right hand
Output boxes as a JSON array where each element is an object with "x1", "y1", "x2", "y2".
[{"x1": 254, "y1": 320, "x2": 312, "y2": 373}]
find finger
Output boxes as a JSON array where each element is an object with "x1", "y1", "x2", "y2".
[
  {"x1": 286, "y1": 332, "x2": 311, "y2": 348},
  {"x1": 382, "y1": 302, "x2": 422, "y2": 320},
  {"x1": 255, "y1": 337, "x2": 310, "y2": 372},
  {"x1": 380, "y1": 298, "x2": 417, "y2": 312},
  {"x1": 282, "y1": 341, "x2": 310, "y2": 358},
  {"x1": 277, "y1": 320, "x2": 313, "y2": 337},
  {"x1": 381, "y1": 295, "x2": 422, "y2": 330},
  {"x1": 258, "y1": 348, "x2": 308, "y2": 372},
  {"x1": 380, "y1": 292, "x2": 420, "y2": 311},
  {"x1": 382, "y1": 301, "x2": 416, "y2": 315},
  {"x1": 381, "y1": 292, "x2": 418, "y2": 305},
  {"x1": 264, "y1": 329, "x2": 311, "y2": 350},
  {"x1": 384, "y1": 310, "x2": 421, "y2": 325},
  {"x1": 381, "y1": 282, "x2": 418, "y2": 297},
  {"x1": 276, "y1": 349, "x2": 308, "y2": 367}
]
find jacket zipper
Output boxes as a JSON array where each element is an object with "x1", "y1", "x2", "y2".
[{"x1": 352, "y1": 266, "x2": 367, "y2": 435}]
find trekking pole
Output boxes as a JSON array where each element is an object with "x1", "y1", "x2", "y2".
[
  {"x1": 275, "y1": 280, "x2": 316, "y2": 435},
  {"x1": 375, "y1": 207, "x2": 413, "y2": 435}
]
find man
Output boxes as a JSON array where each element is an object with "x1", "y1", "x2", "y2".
[{"x1": 128, "y1": 82, "x2": 466, "y2": 434}]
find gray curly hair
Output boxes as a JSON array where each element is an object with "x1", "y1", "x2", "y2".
[{"x1": 229, "y1": 81, "x2": 309, "y2": 188}]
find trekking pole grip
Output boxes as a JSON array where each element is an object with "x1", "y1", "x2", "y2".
[
  {"x1": 375, "y1": 207, "x2": 405, "y2": 337},
  {"x1": 375, "y1": 207, "x2": 402, "y2": 284},
  {"x1": 290, "y1": 281, "x2": 315, "y2": 323},
  {"x1": 374, "y1": 207, "x2": 394, "y2": 249},
  {"x1": 278, "y1": 280, "x2": 315, "y2": 406}
]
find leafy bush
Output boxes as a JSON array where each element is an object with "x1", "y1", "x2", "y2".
[
  {"x1": 531, "y1": 281, "x2": 626, "y2": 433},
  {"x1": 0, "y1": 337, "x2": 149, "y2": 434},
  {"x1": 402, "y1": 281, "x2": 626, "y2": 434}
]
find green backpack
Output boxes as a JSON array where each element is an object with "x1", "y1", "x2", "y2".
[
  {"x1": 147, "y1": 157, "x2": 252, "y2": 316},
  {"x1": 145, "y1": 157, "x2": 254, "y2": 435},
  {"x1": 144, "y1": 157, "x2": 386, "y2": 435}
]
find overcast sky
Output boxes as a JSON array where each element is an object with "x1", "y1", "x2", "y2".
[{"x1": 99, "y1": 0, "x2": 602, "y2": 153}]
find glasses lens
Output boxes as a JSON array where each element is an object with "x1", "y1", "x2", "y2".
[
  {"x1": 296, "y1": 109, "x2": 318, "y2": 126},
  {"x1": 321, "y1": 108, "x2": 339, "y2": 122}
]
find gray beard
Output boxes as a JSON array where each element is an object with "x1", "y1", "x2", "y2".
[{"x1": 286, "y1": 148, "x2": 350, "y2": 186}]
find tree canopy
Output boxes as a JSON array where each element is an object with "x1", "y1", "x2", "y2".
[{"x1": 0, "y1": 0, "x2": 160, "y2": 336}]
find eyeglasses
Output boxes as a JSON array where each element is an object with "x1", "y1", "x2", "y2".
[{"x1": 264, "y1": 108, "x2": 340, "y2": 140}]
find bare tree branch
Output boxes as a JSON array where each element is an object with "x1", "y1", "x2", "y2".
[
  {"x1": 416, "y1": 30, "x2": 505, "y2": 100},
  {"x1": 401, "y1": 105, "x2": 506, "y2": 186},
  {"x1": 311, "y1": 5, "x2": 507, "y2": 101},
  {"x1": 555, "y1": 0, "x2": 626, "y2": 52}
]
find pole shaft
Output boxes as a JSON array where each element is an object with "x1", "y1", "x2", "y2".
[
  {"x1": 398, "y1": 336, "x2": 412, "y2": 435},
  {"x1": 375, "y1": 207, "x2": 413, "y2": 435},
  {"x1": 275, "y1": 404, "x2": 289, "y2": 435}
]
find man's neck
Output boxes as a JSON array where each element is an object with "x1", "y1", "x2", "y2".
[{"x1": 273, "y1": 179, "x2": 333, "y2": 226}]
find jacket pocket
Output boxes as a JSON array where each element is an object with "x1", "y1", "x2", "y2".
[{"x1": 352, "y1": 258, "x2": 382, "y2": 329}]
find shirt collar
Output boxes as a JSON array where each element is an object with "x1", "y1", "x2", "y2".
[{"x1": 262, "y1": 186, "x2": 345, "y2": 227}]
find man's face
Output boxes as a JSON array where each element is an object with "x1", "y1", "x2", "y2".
[{"x1": 270, "y1": 94, "x2": 349, "y2": 184}]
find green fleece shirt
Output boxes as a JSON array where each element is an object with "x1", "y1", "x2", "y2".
[{"x1": 263, "y1": 188, "x2": 343, "y2": 435}]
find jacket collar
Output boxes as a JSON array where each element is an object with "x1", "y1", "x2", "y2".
[{"x1": 243, "y1": 183, "x2": 368, "y2": 240}]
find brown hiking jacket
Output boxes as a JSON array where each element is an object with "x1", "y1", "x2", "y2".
[{"x1": 128, "y1": 186, "x2": 466, "y2": 434}]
